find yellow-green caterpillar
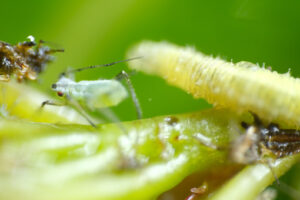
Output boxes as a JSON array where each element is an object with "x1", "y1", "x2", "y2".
[{"x1": 127, "y1": 41, "x2": 300, "y2": 126}]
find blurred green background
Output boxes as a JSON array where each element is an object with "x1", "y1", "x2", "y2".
[
  {"x1": 1, "y1": 0, "x2": 300, "y2": 199},
  {"x1": 2, "y1": 0, "x2": 300, "y2": 122}
]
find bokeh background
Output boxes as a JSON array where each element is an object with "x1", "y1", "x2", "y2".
[{"x1": 1, "y1": 0, "x2": 300, "y2": 199}]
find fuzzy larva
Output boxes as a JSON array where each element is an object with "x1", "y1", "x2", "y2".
[{"x1": 127, "y1": 41, "x2": 300, "y2": 126}]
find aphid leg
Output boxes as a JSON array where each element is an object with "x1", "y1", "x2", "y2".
[
  {"x1": 243, "y1": 112, "x2": 263, "y2": 129},
  {"x1": 98, "y1": 107, "x2": 127, "y2": 133},
  {"x1": 250, "y1": 112, "x2": 263, "y2": 126},
  {"x1": 266, "y1": 160, "x2": 280, "y2": 185},
  {"x1": 115, "y1": 70, "x2": 142, "y2": 119},
  {"x1": 65, "y1": 94, "x2": 98, "y2": 128},
  {"x1": 41, "y1": 100, "x2": 66, "y2": 108},
  {"x1": 259, "y1": 142, "x2": 280, "y2": 185},
  {"x1": 49, "y1": 49, "x2": 65, "y2": 53},
  {"x1": 41, "y1": 98, "x2": 97, "y2": 128},
  {"x1": 241, "y1": 121, "x2": 249, "y2": 129}
]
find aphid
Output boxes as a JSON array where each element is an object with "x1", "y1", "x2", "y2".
[
  {"x1": 0, "y1": 36, "x2": 63, "y2": 82},
  {"x1": 41, "y1": 57, "x2": 142, "y2": 127},
  {"x1": 230, "y1": 113, "x2": 300, "y2": 186},
  {"x1": 231, "y1": 113, "x2": 300, "y2": 165},
  {"x1": 127, "y1": 41, "x2": 300, "y2": 126}
]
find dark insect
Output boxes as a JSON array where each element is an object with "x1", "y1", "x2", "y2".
[
  {"x1": 231, "y1": 113, "x2": 300, "y2": 164},
  {"x1": 0, "y1": 36, "x2": 63, "y2": 82}
]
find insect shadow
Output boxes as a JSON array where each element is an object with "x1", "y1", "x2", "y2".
[{"x1": 41, "y1": 57, "x2": 142, "y2": 128}]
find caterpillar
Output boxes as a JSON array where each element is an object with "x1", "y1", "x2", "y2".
[{"x1": 127, "y1": 41, "x2": 300, "y2": 126}]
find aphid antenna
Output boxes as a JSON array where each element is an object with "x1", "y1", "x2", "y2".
[
  {"x1": 250, "y1": 112, "x2": 263, "y2": 126},
  {"x1": 36, "y1": 39, "x2": 65, "y2": 53},
  {"x1": 60, "y1": 56, "x2": 143, "y2": 77},
  {"x1": 49, "y1": 48, "x2": 65, "y2": 53},
  {"x1": 39, "y1": 39, "x2": 63, "y2": 48}
]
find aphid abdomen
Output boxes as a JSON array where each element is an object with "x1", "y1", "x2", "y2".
[
  {"x1": 265, "y1": 141, "x2": 300, "y2": 158},
  {"x1": 128, "y1": 41, "x2": 300, "y2": 125},
  {"x1": 75, "y1": 79, "x2": 128, "y2": 109},
  {"x1": 263, "y1": 129, "x2": 300, "y2": 157}
]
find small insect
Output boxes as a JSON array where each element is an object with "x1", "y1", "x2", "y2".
[
  {"x1": 230, "y1": 112, "x2": 300, "y2": 186},
  {"x1": 127, "y1": 41, "x2": 300, "y2": 126},
  {"x1": 0, "y1": 36, "x2": 63, "y2": 82},
  {"x1": 41, "y1": 57, "x2": 142, "y2": 127},
  {"x1": 231, "y1": 113, "x2": 300, "y2": 165}
]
